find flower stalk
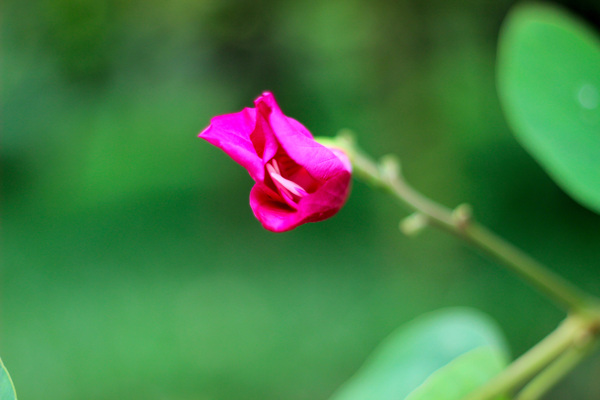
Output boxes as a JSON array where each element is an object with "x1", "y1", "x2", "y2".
[
  {"x1": 320, "y1": 131, "x2": 600, "y2": 399},
  {"x1": 515, "y1": 334, "x2": 597, "y2": 400},
  {"x1": 465, "y1": 314, "x2": 585, "y2": 400},
  {"x1": 325, "y1": 131, "x2": 596, "y2": 313}
]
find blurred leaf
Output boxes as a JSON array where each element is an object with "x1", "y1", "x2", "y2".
[
  {"x1": 405, "y1": 347, "x2": 508, "y2": 400},
  {"x1": 0, "y1": 358, "x2": 17, "y2": 400},
  {"x1": 329, "y1": 308, "x2": 508, "y2": 400},
  {"x1": 497, "y1": 4, "x2": 600, "y2": 213}
]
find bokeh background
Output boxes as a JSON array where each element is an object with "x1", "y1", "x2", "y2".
[{"x1": 2, "y1": 0, "x2": 600, "y2": 399}]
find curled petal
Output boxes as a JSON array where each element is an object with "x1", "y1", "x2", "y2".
[
  {"x1": 254, "y1": 93, "x2": 344, "y2": 181},
  {"x1": 249, "y1": 184, "x2": 300, "y2": 232},
  {"x1": 199, "y1": 108, "x2": 264, "y2": 181}
]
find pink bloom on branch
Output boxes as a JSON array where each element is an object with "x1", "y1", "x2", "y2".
[{"x1": 199, "y1": 92, "x2": 352, "y2": 232}]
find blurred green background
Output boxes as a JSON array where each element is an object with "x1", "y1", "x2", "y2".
[{"x1": 2, "y1": 0, "x2": 600, "y2": 399}]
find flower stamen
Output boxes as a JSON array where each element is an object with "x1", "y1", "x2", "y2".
[{"x1": 266, "y1": 159, "x2": 308, "y2": 200}]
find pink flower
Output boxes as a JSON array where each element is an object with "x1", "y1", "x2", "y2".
[{"x1": 199, "y1": 92, "x2": 352, "y2": 232}]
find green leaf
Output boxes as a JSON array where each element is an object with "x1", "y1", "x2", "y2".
[
  {"x1": 0, "y1": 358, "x2": 17, "y2": 400},
  {"x1": 405, "y1": 347, "x2": 508, "y2": 400},
  {"x1": 329, "y1": 308, "x2": 508, "y2": 400},
  {"x1": 497, "y1": 4, "x2": 600, "y2": 213}
]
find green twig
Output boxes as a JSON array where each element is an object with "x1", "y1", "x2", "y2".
[
  {"x1": 327, "y1": 132, "x2": 594, "y2": 312},
  {"x1": 515, "y1": 335, "x2": 596, "y2": 400},
  {"x1": 318, "y1": 132, "x2": 600, "y2": 400},
  {"x1": 465, "y1": 316, "x2": 583, "y2": 400}
]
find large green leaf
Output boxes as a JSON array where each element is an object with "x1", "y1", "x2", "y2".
[
  {"x1": 497, "y1": 4, "x2": 600, "y2": 213},
  {"x1": 329, "y1": 308, "x2": 508, "y2": 400},
  {"x1": 405, "y1": 347, "x2": 508, "y2": 400},
  {"x1": 0, "y1": 358, "x2": 17, "y2": 400}
]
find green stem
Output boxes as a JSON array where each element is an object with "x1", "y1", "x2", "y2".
[
  {"x1": 320, "y1": 133, "x2": 600, "y2": 400},
  {"x1": 465, "y1": 316, "x2": 583, "y2": 400},
  {"x1": 330, "y1": 133, "x2": 593, "y2": 312},
  {"x1": 515, "y1": 335, "x2": 595, "y2": 400},
  {"x1": 462, "y1": 224, "x2": 589, "y2": 312}
]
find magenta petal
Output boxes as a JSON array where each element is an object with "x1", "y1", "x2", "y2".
[
  {"x1": 249, "y1": 170, "x2": 351, "y2": 232},
  {"x1": 199, "y1": 107, "x2": 264, "y2": 181},
  {"x1": 252, "y1": 103, "x2": 280, "y2": 165},
  {"x1": 329, "y1": 148, "x2": 353, "y2": 173},
  {"x1": 285, "y1": 116, "x2": 314, "y2": 139},
  {"x1": 297, "y1": 170, "x2": 352, "y2": 222},
  {"x1": 249, "y1": 184, "x2": 302, "y2": 232},
  {"x1": 255, "y1": 93, "x2": 343, "y2": 181}
]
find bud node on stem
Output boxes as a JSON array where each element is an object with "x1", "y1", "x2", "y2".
[
  {"x1": 378, "y1": 155, "x2": 402, "y2": 183},
  {"x1": 400, "y1": 213, "x2": 429, "y2": 236},
  {"x1": 452, "y1": 203, "x2": 473, "y2": 231}
]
